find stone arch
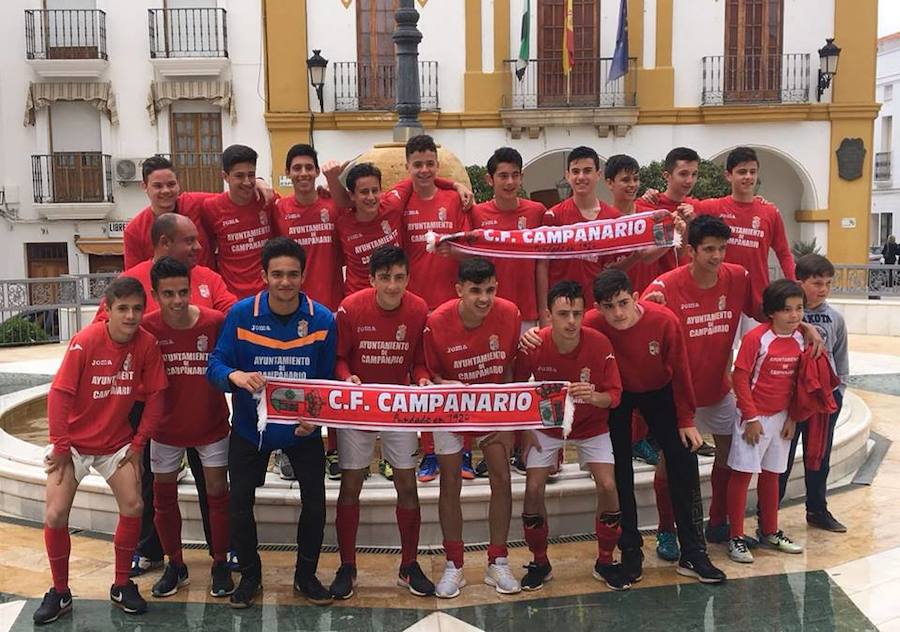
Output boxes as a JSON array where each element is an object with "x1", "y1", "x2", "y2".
[{"x1": 521, "y1": 148, "x2": 613, "y2": 208}]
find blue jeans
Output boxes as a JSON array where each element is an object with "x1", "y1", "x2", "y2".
[{"x1": 778, "y1": 390, "x2": 844, "y2": 514}]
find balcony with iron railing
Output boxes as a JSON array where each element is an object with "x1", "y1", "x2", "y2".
[
  {"x1": 25, "y1": 9, "x2": 108, "y2": 77},
  {"x1": 333, "y1": 61, "x2": 439, "y2": 111},
  {"x1": 875, "y1": 151, "x2": 892, "y2": 185},
  {"x1": 31, "y1": 153, "x2": 114, "y2": 220},
  {"x1": 701, "y1": 53, "x2": 811, "y2": 105},
  {"x1": 500, "y1": 57, "x2": 638, "y2": 139},
  {"x1": 148, "y1": 8, "x2": 228, "y2": 76}
]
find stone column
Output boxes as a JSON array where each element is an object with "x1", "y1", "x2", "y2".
[{"x1": 392, "y1": 0, "x2": 425, "y2": 141}]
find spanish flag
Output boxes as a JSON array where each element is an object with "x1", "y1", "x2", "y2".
[{"x1": 562, "y1": 0, "x2": 575, "y2": 75}]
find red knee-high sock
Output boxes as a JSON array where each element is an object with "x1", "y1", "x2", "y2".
[
  {"x1": 443, "y1": 540, "x2": 464, "y2": 568},
  {"x1": 153, "y1": 480, "x2": 183, "y2": 566},
  {"x1": 463, "y1": 435, "x2": 473, "y2": 451},
  {"x1": 727, "y1": 471, "x2": 753, "y2": 539},
  {"x1": 327, "y1": 430, "x2": 337, "y2": 452},
  {"x1": 596, "y1": 512, "x2": 622, "y2": 565},
  {"x1": 114, "y1": 515, "x2": 141, "y2": 587},
  {"x1": 487, "y1": 544, "x2": 508, "y2": 564},
  {"x1": 654, "y1": 468, "x2": 676, "y2": 533},
  {"x1": 758, "y1": 470, "x2": 781, "y2": 535},
  {"x1": 335, "y1": 503, "x2": 360, "y2": 566},
  {"x1": 207, "y1": 491, "x2": 230, "y2": 563},
  {"x1": 44, "y1": 525, "x2": 70, "y2": 593},
  {"x1": 523, "y1": 514, "x2": 550, "y2": 565},
  {"x1": 420, "y1": 432, "x2": 435, "y2": 455},
  {"x1": 708, "y1": 464, "x2": 732, "y2": 527},
  {"x1": 396, "y1": 505, "x2": 421, "y2": 567}
]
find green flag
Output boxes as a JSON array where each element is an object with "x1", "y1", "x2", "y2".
[{"x1": 516, "y1": 0, "x2": 530, "y2": 80}]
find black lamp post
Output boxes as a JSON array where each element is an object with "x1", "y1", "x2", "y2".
[
  {"x1": 392, "y1": 0, "x2": 425, "y2": 141},
  {"x1": 307, "y1": 49, "x2": 328, "y2": 113},
  {"x1": 816, "y1": 38, "x2": 841, "y2": 102}
]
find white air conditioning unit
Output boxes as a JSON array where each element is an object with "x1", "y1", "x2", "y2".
[{"x1": 114, "y1": 158, "x2": 143, "y2": 183}]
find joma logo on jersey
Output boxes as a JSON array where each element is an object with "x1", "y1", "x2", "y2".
[{"x1": 251, "y1": 325, "x2": 271, "y2": 332}]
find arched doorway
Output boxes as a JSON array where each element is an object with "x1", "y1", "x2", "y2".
[{"x1": 521, "y1": 149, "x2": 613, "y2": 208}]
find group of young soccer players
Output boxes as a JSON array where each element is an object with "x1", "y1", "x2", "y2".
[{"x1": 34, "y1": 135, "x2": 849, "y2": 624}]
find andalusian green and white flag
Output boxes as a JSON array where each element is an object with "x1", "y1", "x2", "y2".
[{"x1": 516, "y1": 0, "x2": 530, "y2": 80}]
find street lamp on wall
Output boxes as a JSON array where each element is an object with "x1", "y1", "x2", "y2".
[
  {"x1": 307, "y1": 49, "x2": 328, "y2": 113},
  {"x1": 817, "y1": 38, "x2": 841, "y2": 102}
]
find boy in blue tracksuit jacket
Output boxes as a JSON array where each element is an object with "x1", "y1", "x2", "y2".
[{"x1": 207, "y1": 237, "x2": 336, "y2": 608}]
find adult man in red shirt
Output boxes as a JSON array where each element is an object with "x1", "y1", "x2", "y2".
[
  {"x1": 514, "y1": 281, "x2": 629, "y2": 592},
  {"x1": 34, "y1": 277, "x2": 168, "y2": 624},
  {"x1": 586, "y1": 269, "x2": 726, "y2": 585},
  {"x1": 124, "y1": 155, "x2": 272, "y2": 271},
  {"x1": 97, "y1": 214, "x2": 235, "y2": 320},
  {"x1": 423, "y1": 258, "x2": 522, "y2": 598},
  {"x1": 542, "y1": 146, "x2": 621, "y2": 317},
  {"x1": 273, "y1": 144, "x2": 343, "y2": 312},
  {"x1": 693, "y1": 146, "x2": 796, "y2": 321},
  {"x1": 328, "y1": 245, "x2": 434, "y2": 600},
  {"x1": 642, "y1": 215, "x2": 755, "y2": 544},
  {"x1": 201, "y1": 144, "x2": 277, "y2": 298},
  {"x1": 141, "y1": 258, "x2": 233, "y2": 600}
]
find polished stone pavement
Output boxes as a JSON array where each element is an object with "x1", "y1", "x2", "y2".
[{"x1": 0, "y1": 334, "x2": 898, "y2": 631}]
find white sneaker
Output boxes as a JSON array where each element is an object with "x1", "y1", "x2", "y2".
[
  {"x1": 758, "y1": 529, "x2": 804, "y2": 554},
  {"x1": 728, "y1": 537, "x2": 754, "y2": 564},
  {"x1": 484, "y1": 557, "x2": 522, "y2": 594},
  {"x1": 435, "y1": 561, "x2": 466, "y2": 599}
]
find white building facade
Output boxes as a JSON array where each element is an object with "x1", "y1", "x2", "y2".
[
  {"x1": 873, "y1": 32, "x2": 900, "y2": 257},
  {"x1": 0, "y1": 0, "x2": 270, "y2": 280}
]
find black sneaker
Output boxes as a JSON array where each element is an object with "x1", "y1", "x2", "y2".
[
  {"x1": 33, "y1": 587, "x2": 72, "y2": 624},
  {"x1": 510, "y1": 448, "x2": 527, "y2": 475},
  {"x1": 151, "y1": 563, "x2": 190, "y2": 598},
  {"x1": 474, "y1": 458, "x2": 489, "y2": 478},
  {"x1": 697, "y1": 441, "x2": 717, "y2": 457},
  {"x1": 296, "y1": 574, "x2": 334, "y2": 605},
  {"x1": 807, "y1": 510, "x2": 847, "y2": 533},
  {"x1": 704, "y1": 522, "x2": 731, "y2": 544},
  {"x1": 592, "y1": 561, "x2": 632, "y2": 591},
  {"x1": 110, "y1": 580, "x2": 148, "y2": 614},
  {"x1": 229, "y1": 574, "x2": 262, "y2": 609},
  {"x1": 398, "y1": 561, "x2": 435, "y2": 596},
  {"x1": 620, "y1": 547, "x2": 643, "y2": 583},
  {"x1": 328, "y1": 564, "x2": 356, "y2": 600},
  {"x1": 677, "y1": 552, "x2": 727, "y2": 584},
  {"x1": 521, "y1": 561, "x2": 553, "y2": 591},
  {"x1": 210, "y1": 561, "x2": 235, "y2": 597}
]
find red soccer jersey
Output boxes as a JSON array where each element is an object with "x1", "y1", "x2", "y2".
[
  {"x1": 644, "y1": 262, "x2": 754, "y2": 406},
  {"x1": 583, "y1": 300, "x2": 696, "y2": 428},
  {"x1": 629, "y1": 194, "x2": 688, "y2": 293},
  {"x1": 273, "y1": 194, "x2": 344, "y2": 311},
  {"x1": 50, "y1": 322, "x2": 168, "y2": 455},
  {"x1": 470, "y1": 198, "x2": 547, "y2": 320},
  {"x1": 694, "y1": 196, "x2": 796, "y2": 313},
  {"x1": 92, "y1": 260, "x2": 236, "y2": 323},
  {"x1": 124, "y1": 192, "x2": 217, "y2": 270},
  {"x1": 545, "y1": 198, "x2": 621, "y2": 305},
  {"x1": 201, "y1": 192, "x2": 275, "y2": 298},
  {"x1": 733, "y1": 323, "x2": 804, "y2": 421},
  {"x1": 141, "y1": 308, "x2": 230, "y2": 447},
  {"x1": 335, "y1": 288, "x2": 429, "y2": 385},
  {"x1": 403, "y1": 189, "x2": 468, "y2": 310},
  {"x1": 514, "y1": 327, "x2": 622, "y2": 439},
  {"x1": 423, "y1": 297, "x2": 521, "y2": 384}
]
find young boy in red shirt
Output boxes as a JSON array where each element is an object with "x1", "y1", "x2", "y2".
[
  {"x1": 515, "y1": 281, "x2": 629, "y2": 592},
  {"x1": 424, "y1": 258, "x2": 522, "y2": 598},
  {"x1": 273, "y1": 144, "x2": 344, "y2": 312},
  {"x1": 329, "y1": 246, "x2": 434, "y2": 600},
  {"x1": 141, "y1": 258, "x2": 233, "y2": 599},
  {"x1": 34, "y1": 277, "x2": 168, "y2": 624},
  {"x1": 727, "y1": 279, "x2": 806, "y2": 564},
  {"x1": 586, "y1": 269, "x2": 725, "y2": 585},
  {"x1": 201, "y1": 144, "x2": 277, "y2": 299}
]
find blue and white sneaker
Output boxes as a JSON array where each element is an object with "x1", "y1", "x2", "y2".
[
  {"x1": 632, "y1": 439, "x2": 659, "y2": 465},
  {"x1": 461, "y1": 451, "x2": 476, "y2": 480},
  {"x1": 129, "y1": 553, "x2": 163, "y2": 578},
  {"x1": 656, "y1": 531, "x2": 680, "y2": 561},
  {"x1": 417, "y1": 453, "x2": 439, "y2": 483},
  {"x1": 226, "y1": 550, "x2": 240, "y2": 572}
]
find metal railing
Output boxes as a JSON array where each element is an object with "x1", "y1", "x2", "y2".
[
  {"x1": 503, "y1": 57, "x2": 637, "y2": 109},
  {"x1": 333, "y1": 60, "x2": 439, "y2": 111},
  {"x1": 701, "y1": 53, "x2": 810, "y2": 105},
  {"x1": 25, "y1": 9, "x2": 107, "y2": 60},
  {"x1": 148, "y1": 8, "x2": 228, "y2": 58},
  {"x1": 831, "y1": 264, "x2": 900, "y2": 297},
  {"x1": 0, "y1": 274, "x2": 117, "y2": 347},
  {"x1": 875, "y1": 151, "x2": 892, "y2": 182},
  {"x1": 32, "y1": 153, "x2": 114, "y2": 204}
]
